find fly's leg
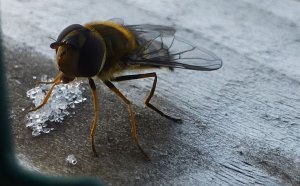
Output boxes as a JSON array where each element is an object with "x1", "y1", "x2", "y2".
[
  {"x1": 104, "y1": 80, "x2": 150, "y2": 160},
  {"x1": 36, "y1": 72, "x2": 63, "y2": 85},
  {"x1": 112, "y1": 73, "x2": 182, "y2": 122},
  {"x1": 29, "y1": 73, "x2": 63, "y2": 112},
  {"x1": 88, "y1": 78, "x2": 100, "y2": 157}
]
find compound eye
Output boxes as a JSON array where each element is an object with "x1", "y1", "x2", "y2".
[{"x1": 66, "y1": 39, "x2": 79, "y2": 49}]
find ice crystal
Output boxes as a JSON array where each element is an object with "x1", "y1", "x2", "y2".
[{"x1": 26, "y1": 75, "x2": 86, "y2": 136}]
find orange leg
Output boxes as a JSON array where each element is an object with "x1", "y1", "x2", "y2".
[
  {"x1": 88, "y1": 78, "x2": 100, "y2": 157},
  {"x1": 112, "y1": 73, "x2": 182, "y2": 122},
  {"x1": 36, "y1": 72, "x2": 63, "y2": 85},
  {"x1": 104, "y1": 80, "x2": 150, "y2": 160},
  {"x1": 37, "y1": 81, "x2": 55, "y2": 85},
  {"x1": 29, "y1": 73, "x2": 62, "y2": 112}
]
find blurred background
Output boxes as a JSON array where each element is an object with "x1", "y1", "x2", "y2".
[{"x1": 2, "y1": 0, "x2": 300, "y2": 185}]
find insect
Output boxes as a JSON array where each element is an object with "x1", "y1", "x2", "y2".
[{"x1": 29, "y1": 19, "x2": 222, "y2": 160}]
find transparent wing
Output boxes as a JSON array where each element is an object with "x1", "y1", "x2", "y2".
[
  {"x1": 127, "y1": 24, "x2": 176, "y2": 36},
  {"x1": 125, "y1": 24, "x2": 222, "y2": 71},
  {"x1": 107, "y1": 18, "x2": 125, "y2": 25}
]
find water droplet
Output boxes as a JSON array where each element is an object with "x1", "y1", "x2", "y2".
[
  {"x1": 70, "y1": 103, "x2": 75, "y2": 108},
  {"x1": 41, "y1": 75, "x2": 48, "y2": 82},
  {"x1": 26, "y1": 123, "x2": 32, "y2": 128},
  {"x1": 66, "y1": 154, "x2": 77, "y2": 165},
  {"x1": 32, "y1": 129, "x2": 41, "y2": 136},
  {"x1": 42, "y1": 128, "x2": 51, "y2": 133},
  {"x1": 15, "y1": 80, "x2": 22, "y2": 85}
]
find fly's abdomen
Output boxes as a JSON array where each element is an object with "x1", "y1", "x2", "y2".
[{"x1": 141, "y1": 40, "x2": 171, "y2": 62}]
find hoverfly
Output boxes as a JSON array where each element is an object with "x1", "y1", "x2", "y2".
[{"x1": 29, "y1": 19, "x2": 222, "y2": 160}]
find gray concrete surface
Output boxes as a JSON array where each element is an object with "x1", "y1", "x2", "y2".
[{"x1": 2, "y1": 0, "x2": 300, "y2": 185}]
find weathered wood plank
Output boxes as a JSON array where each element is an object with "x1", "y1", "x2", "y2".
[{"x1": 2, "y1": 0, "x2": 300, "y2": 185}]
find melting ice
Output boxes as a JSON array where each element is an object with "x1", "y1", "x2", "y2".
[{"x1": 26, "y1": 75, "x2": 86, "y2": 136}]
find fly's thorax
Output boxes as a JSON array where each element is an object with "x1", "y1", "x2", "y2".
[
  {"x1": 96, "y1": 60, "x2": 125, "y2": 80},
  {"x1": 84, "y1": 21, "x2": 138, "y2": 65},
  {"x1": 81, "y1": 22, "x2": 138, "y2": 80},
  {"x1": 85, "y1": 21, "x2": 137, "y2": 52}
]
